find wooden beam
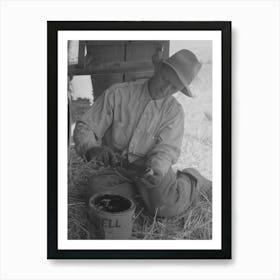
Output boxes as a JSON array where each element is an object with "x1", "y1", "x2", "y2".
[
  {"x1": 68, "y1": 60, "x2": 154, "y2": 76},
  {"x1": 77, "y1": 41, "x2": 86, "y2": 68}
]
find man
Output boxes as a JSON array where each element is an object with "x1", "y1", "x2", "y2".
[{"x1": 73, "y1": 49, "x2": 211, "y2": 218}]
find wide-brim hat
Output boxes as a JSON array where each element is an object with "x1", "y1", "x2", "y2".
[{"x1": 161, "y1": 49, "x2": 202, "y2": 97}]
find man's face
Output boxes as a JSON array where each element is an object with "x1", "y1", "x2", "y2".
[{"x1": 149, "y1": 64, "x2": 185, "y2": 100}]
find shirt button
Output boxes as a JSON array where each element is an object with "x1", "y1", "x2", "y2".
[
  {"x1": 143, "y1": 114, "x2": 147, "y2": 118},
  {"x1": 137, "y1": 128, "x2": 140, "y2": 132}
]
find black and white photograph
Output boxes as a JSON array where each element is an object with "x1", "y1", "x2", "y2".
[
  {"x1": 68, "y1": 40, "x2": 213, "y2": 239},
  {"x1": 48, "y1": 21, "x2": 231, "y2": 259}
]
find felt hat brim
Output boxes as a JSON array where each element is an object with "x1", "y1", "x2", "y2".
[
  {"x1": 162, "y1": 60, "x2": 193, "y2": 97},
  {"x1": 160, "y1": 49, "x2": 202, "y2": 98}
]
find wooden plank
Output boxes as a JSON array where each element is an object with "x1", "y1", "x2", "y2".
[
  {"x1": 69, "y1": 60, "x2": 154, "y2": 76},
  {"x1": 128, "y1": 41, "x2": 168, "y2": 46},
  {"x1": 86, "y1": 41, "x2": 127, "y2": 46},
  {"x1": 86, "y1": 40, "x2": 167, "y2": 46},
  {"x1": 126, "y1": 43, "x2": 156, "y2": 61},
  {"x1": 126, "y1": 41, "x2": 170, "y2": 61},
  {"x1": 86, "y1": 44, "x2": 125, "y2": 63},
  {"x1": 124, "y1": 71, "x2": 154, "y2": 82},
  {"x1": 91, "y1": 74, "x2": 123, "y2": 99},
  {"x1": 77, "y1": 41, "x2": 86, "y2": 68}
]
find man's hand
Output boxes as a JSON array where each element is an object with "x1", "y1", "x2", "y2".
[
  {"x1": 85, "y1": 146, "x2": 118, "y2": 166},
  {"x1": 137, "y1": 166, "x2": 164, "y2": 187}
]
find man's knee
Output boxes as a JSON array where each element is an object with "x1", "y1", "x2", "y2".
[{"x1": 142, "y1": 174, "x2": 195, "y2": 218}]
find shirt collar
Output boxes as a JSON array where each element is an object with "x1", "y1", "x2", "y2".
[{"x1": 142, "y1": 80, "x2": 166, "y2": 110}]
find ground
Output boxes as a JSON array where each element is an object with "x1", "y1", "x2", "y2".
[{"x1": 68, "y1": 64, "x2": 212, "y2": 240}]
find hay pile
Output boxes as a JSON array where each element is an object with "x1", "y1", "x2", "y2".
[{"x1": 68, "y1": 145, "x2": 212, "y2": 240}]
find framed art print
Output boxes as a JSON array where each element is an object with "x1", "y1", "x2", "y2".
[{"x1": 47, "y1": 21, "x2": 231, "y2": 259}]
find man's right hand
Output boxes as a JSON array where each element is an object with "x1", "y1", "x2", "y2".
[
  {"x1": 85, "y1": 146, "x2": 118, "y2": 166},
  {"x1": 140, "y1": 167, "x2": 164, "y2": 186}
]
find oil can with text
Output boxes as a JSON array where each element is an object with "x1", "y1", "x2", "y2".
[{"x1": 88, "y1": 193, "x2": 135, "y2": 239}]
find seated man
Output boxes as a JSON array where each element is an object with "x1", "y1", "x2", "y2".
[{"x1": 73, "y1": 49, "x2": 211, "y2": 218}]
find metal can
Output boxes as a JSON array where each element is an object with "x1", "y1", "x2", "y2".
[{"x1": 88, "y1": 192, "x2": 135, "y2": 239}]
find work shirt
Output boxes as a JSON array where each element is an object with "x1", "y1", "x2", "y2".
[{"x1": 73, "y1": 79, "x2": 185, "y2": 175}]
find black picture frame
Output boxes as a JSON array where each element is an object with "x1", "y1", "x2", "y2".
[{"x1": 47, "y1": 21, "x2": 231, "y2": 259}]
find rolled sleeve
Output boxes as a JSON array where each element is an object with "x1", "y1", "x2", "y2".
[
  {"x1": 73, "y1": 87, "x2": 114, "y2": 157},
  {"x1": 147, "y1": 104, "x2": 184, "y2": 175}
]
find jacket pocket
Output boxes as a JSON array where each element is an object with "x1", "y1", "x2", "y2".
[
  {"x1": 136, "y1": 130, "x2": 156, "y2": 156},
  {"x1": 111, "y1": 120, "x2": 132, "y2": 150}
]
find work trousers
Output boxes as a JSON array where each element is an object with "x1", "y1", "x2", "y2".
[{"x1": 84, "y1": 165, "x2": 199, "y2": 218}]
